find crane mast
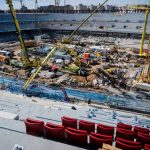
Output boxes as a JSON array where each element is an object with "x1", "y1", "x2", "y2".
[
  {"x1": 139, "y1": 2, "x2": 149, "y2": 56},
  {"x1": 6, "y1": 0, "x2": 30, "y2": 64}
]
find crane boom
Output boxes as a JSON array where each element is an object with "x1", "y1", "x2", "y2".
[
  {"x1": 23, "y1": 0, "x2": 108, "y2": 89},
  {"x1": 6, "y1": 0, "x2": 30, "y2": 64},
  {"x1": 68, "y1": 0, "x2": 108, "y2": 41},
  {"x1": 128, "y1": 0, "x2": 150, "y2": 56},
  {"x1": 140, "y1": 2, "x2": 149, "y2": 56}
]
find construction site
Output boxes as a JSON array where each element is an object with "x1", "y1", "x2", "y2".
[{"x1": 0, "y1": 0, "x2": 150, "y2": 150}]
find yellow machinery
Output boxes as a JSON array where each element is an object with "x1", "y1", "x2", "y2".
[
  {"x1": 137, "y1": 64, "x2": 150, "y2": 84},
  {"x1": 23, "y1": 0, "x2": 108, "y2": 89},
  {"x1": 129, "y1": 1, "x2": 150, "y2": 84},
  {"x1": 6, "y1": 0, "x2": 41, "y2": 67},
  {"x1": 128, "y1": 0, "x2": 150, "y2": 56}
]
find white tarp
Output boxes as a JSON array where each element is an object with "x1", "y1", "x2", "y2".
[
  {"x1": 133, "y1": 83, "x2": 150, "y2": 91},
  {"x1": 89, "y1": 46, "x2": 110, "y2": 53}
]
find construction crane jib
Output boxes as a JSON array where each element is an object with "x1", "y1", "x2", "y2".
[{"x1": 23, "y1": 0, "x2": 109, "y2": 89}]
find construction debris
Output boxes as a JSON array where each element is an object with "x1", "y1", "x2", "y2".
[{"x1": 0, "y1": 34, "x2": 149, "y2": 97}]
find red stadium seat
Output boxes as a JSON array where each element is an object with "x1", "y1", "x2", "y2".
[
  {"x1": 117, "y1": 137, "x2": 141, "y2": 146},
  {"x1": 89, "y1": 134, "x2": 113, "y2": 149},
  {"x1": 97, "y1": 124, "x2": 114, "y2": 135},
  {"x1": 117, "y1": 127, "x2": 134, "y2": 133},
  {"x1": 134, "y1": 126, "x2": 149, "y2": 135},
  {"x1": 116, "y1": 140, "x2": 142, "y2": 150},
  {"x1": 66, "y1": 127, "x2": 87, "y2": 134},
  {"x1": 43, "y1": 123, "x2": 65, "y2": 141},
  {"x1": 79, "y1": 120, "x2": 95, "y2": 134},
  {"x1": 117, "y1": 123, "x2": 132, "y2": 130},
  {"x1": 65, "y1": 127, "x2": 88, "y2": 146},
  {"x1": 91, "y1": 132, "x2": 113, "y2": 140},
  {"x1": 116, "y1": 128, "x2": 135, "y2": 141},
  {"x1": 24, "y1": 118, "x2": 44, "y2": 136},
  {"x1": 137, "y1": 132, "x2": 150, "y2": 145},
  {"x1": 61, "y1": 116, "x2": 77, "y2": 129},
  {"x1": 145, "y1": 144, "x2": 150, "y2": 150}
]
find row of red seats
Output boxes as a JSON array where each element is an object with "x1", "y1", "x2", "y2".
[
  {"x1": 61, "y1": 116, "x2": 150, "y2": 150},
  {"x1": 117, "y1": 122, "x2": 149, "y2": 134},
  {"x1": 115, "y1": 123, "x2": 150, "y2": 150},
  {"x1": 24, "y1": 118, "x2": 113, "y2": 149},
  {"x1": 62, "y1": 116, "x2": 150, "y2": 135},
  {"x1": 24, "y1": 117, "x2": 150, "y2": 150},
  {"x1": 61, "y1": 116, "x2": 115, "y2": 135},
  {"x1": 116, "y1": 138, "x2": 150, "y2": 150}
]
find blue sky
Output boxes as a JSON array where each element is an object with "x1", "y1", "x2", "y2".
[{"x1": 0, "y1": 0, "x2": 148, "y2": 10}]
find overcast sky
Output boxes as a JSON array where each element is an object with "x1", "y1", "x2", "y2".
[{"x1": 0, "y1": 0, "x2": 148, "y2": 10}]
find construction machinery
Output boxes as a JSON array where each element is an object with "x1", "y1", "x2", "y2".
[
  {"x1": 0, "y1": 55, "x2": 9, "y2": 64},
  {"x1": 6, "y1": 0, "x2": 41, "y2": 67},
  {"x1": 136, "y1": 64, "x2": 150, "y2": 84},
  {"x1": 23, "y1": 0, "x2": 109, "y2": 89},
  {"x1": 128, "y1": 0, "x2": 150, "y2": 56},
  {"x1": 129, "y1": 1, "x2": 150, "y2": 84}
]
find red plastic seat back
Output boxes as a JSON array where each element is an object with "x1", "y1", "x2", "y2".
[
  {"x1": 145, "y1": 144, "x2": 150, "y2": 150},
  {"x1": 61, "y1": 116, "x2": 77, "y2": 129},
  {"x1": 117, "y1": 123, "x2": 132, "y2": 130},
  {"x1": 97, "y1": 124, "x2": 114, "y2": 135},
  {"x1": 117, "y1": 137, "x2": 141, "y2": 146},
  {"x1": 91, "y1": 132, "x2": 113, "y2": 140},
  {"x1": 24, "y1": 118, "x2": 44, "y2": 136},
  {"x1": 134, "y1": 126, "x2": 149, "y2": 135},
  {"x1": 46, "y1": 122, "x2": 64, "y2": 128},
  {"x1": 89, "y1": 134, "x2": 113, "y2": 149},
  {"x1": 79, "y1": 120, "x2": 95, "y2": 134},
  {"x1": 116, "y1": 128, "x2": 135, "y2": 141},
  {"x1": 137, "y1": 132, "x2": 150, "y2": 145},
  {"x1": 44, "y1": 124, "x2": 65, "y2": 140},
  {"x1": 116, "y1": 140, "x2": 142, "y2": 150},
  {"x1": 26, "y1": 118, "x2": 44, "y2": 124},
  {"x1": 65, "y1": 128, "x2": 87, "y2": 146}
]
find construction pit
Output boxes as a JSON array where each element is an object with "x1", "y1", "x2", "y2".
[{"x1": 0, "y1": 34, "x2": 150, "y2": 108}]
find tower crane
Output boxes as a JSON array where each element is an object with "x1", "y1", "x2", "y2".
[
  {"x1": 23, "y1": 0, "x2": 109, "y2": 89},
  {"x1": 6, "y1": 0, "x2": 30, "y2": 65},
  {"x1": 6, "y1": 0, "x2": 41, "y2": 67},
  {"x1": 128, "y1": 0, "x2": 150, "y2": 56}
]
